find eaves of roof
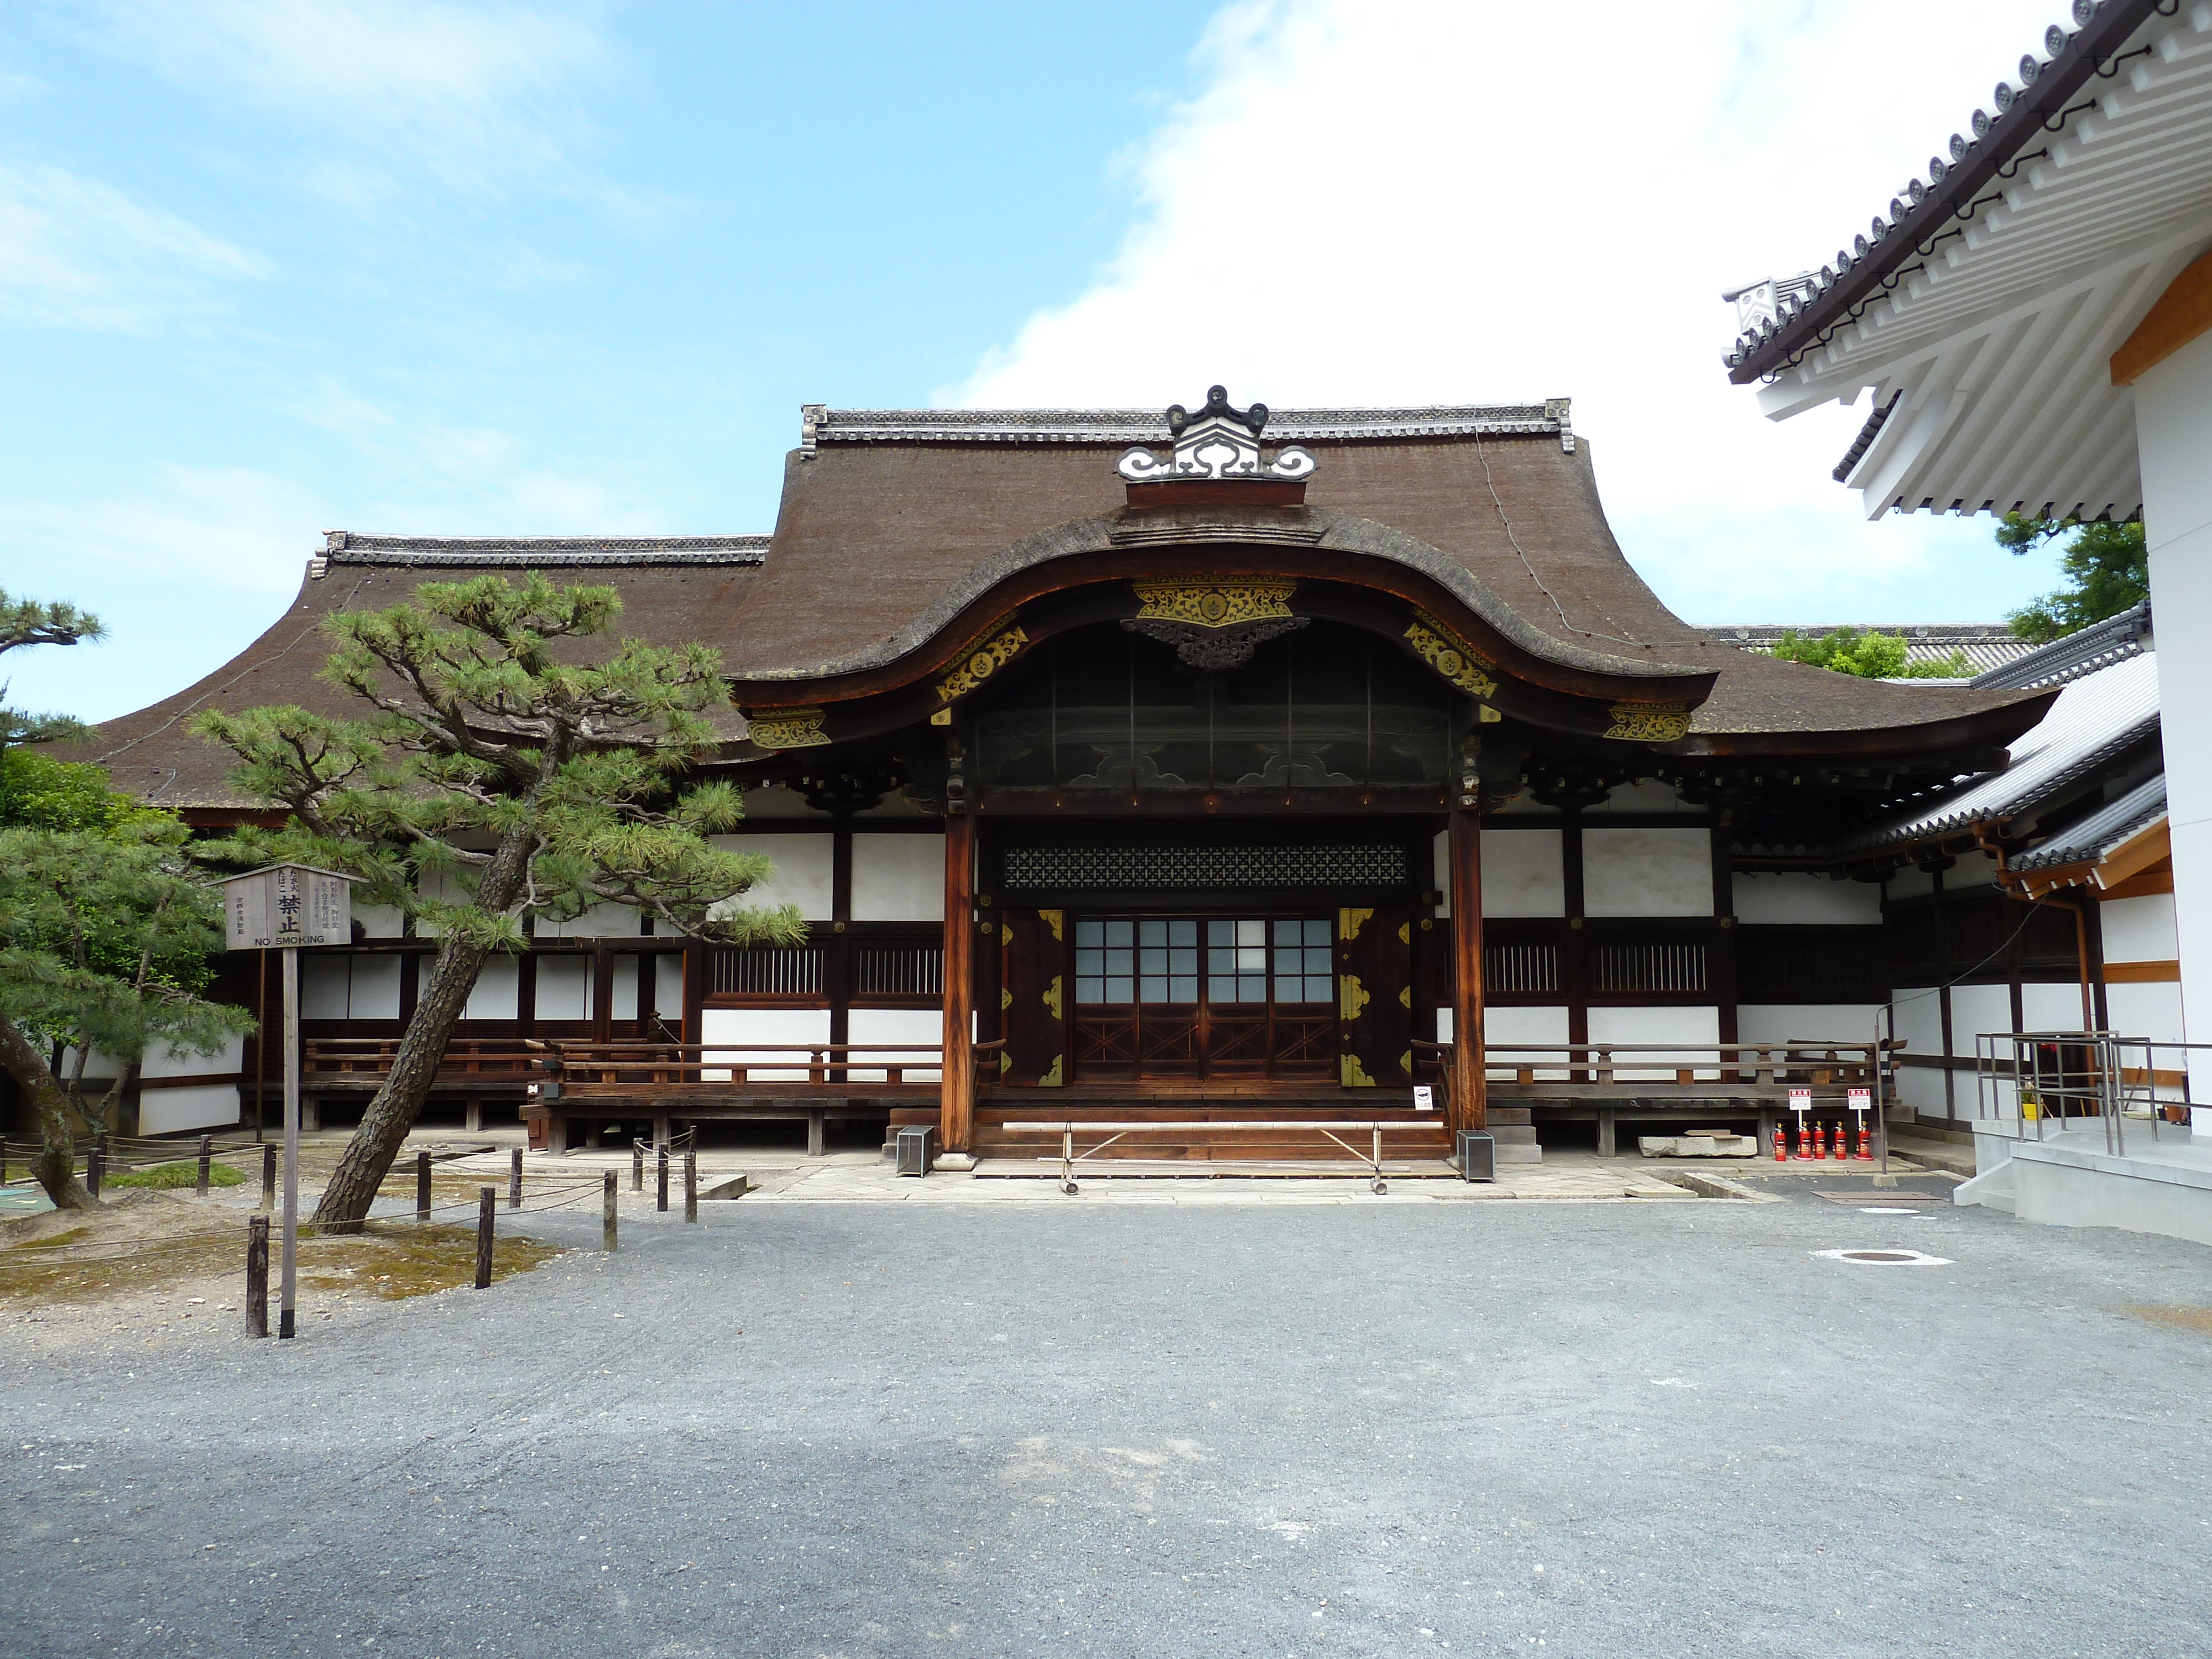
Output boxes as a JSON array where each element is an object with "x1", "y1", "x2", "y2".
[
  {"x1": 802, "y1": 402, "x2": 1574, "y2": 450},
  {"x1": 1968, "y1": 600, "x2": 2152, "y2": 690},
  {"x1": 1725, "y1": 0, "x2": 2169, "y2": 385},
  {"x1": 321, "y1": 531, "x2": 769, "y2": 567},
  {"x1": 2011, "y1": 770, "x2": 2167, "y2": 869}
]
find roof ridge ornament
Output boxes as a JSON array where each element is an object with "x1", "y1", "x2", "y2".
[{"x1": 1118, "y1": 385, "x2": 1317, "y2": 484}]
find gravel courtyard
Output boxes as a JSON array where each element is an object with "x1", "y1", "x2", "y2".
[{"x1": 3, "y1": 1180, "x2": 2208, "y2": 1658}]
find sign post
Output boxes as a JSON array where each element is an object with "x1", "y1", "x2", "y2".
[
  {"x1": 219, "y1": 865, "x2": 353, "y2": 1340},
  {"x1": 1787, "y1": 1086, "x2": 1812, "y2": 1159}
]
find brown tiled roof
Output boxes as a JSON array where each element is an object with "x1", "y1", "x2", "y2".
[
  {"x1": 82, "y1": 538, "x2": 766, "y2": 810},
  {"x1": 728, "y1": 406, "x2": 2048, "y2": 745}
]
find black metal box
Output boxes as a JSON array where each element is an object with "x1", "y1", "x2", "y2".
[
  {"x1": 1455, "y1": 1129, "x2": 1495, "y2": 1182},
  {"x1": 896, "y1": 1125, "x2": 937, "y2": 1177}
]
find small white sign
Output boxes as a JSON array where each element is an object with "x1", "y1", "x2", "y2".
[
  {"x1": 1787, "y1": 1087, "x2": 1812, "y2": 1110},
  {"x1": 1412, "y1": 1085, "x2": 1435, "y2": 1113},
  {"x1": 220, "y1": 864, "x2": 354, "y2": 951},
  {"x1": 1848, "y1": 1087, "x2": 1871, "y2": 1109}
]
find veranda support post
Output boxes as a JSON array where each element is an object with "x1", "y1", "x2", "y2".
[
  {"x1": 1448, "y1": 792, "x2": 1488, "y2": 1134},
  {"x1": 939, "y1": 811, "x2": 977, "y2": 1161}
]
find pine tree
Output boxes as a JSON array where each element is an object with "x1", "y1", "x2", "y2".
[
  {"x1": 1997, "y1": 513, "x2": 2149, "y2": 644},
  {"x1": 191, "y1": 571, "x2": 802, "y2": 1227}
]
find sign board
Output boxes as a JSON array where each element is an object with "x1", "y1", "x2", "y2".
[
  {"x1": 1848, "y1": 1087, "x2": 1871, "y2": 1110},
  {"x1": 220, "y1": 864, "x2": 353, "y2": 951},
  {"x1": 1787, "y1": 1088, "x2": 1812, "y2": 1111},
  {"x1": 1412, "y1": 1085, "x2": 1435, "y2": 1113}
]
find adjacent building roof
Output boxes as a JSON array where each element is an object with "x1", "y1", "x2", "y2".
[
  {"x1": 1719, "y1": 622, "x2": 2040, "y2": 675},
  {"x1": 1968, "y1": 600, "x2": 2152, "y2": 690},
  {"x1": 1729, "y1": 0, "x2": 2206, "y2": 521},
  {"x1": 2011, "y1": 771, "x2": 2167, "y2": 872},
  {"x1": 1838, "y1": 649, "x2": 2161, "y2": 853}
]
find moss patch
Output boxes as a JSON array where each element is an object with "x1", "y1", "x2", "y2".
[{"x1": 108, "y1": 1161, "x2": 245, "y2": 1190}]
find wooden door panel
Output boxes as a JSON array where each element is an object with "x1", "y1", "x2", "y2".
[
  {"x1": 1001, "y1": 909, "x2": 1068, "y2": 1087},
  {"x1": 1338, "y1": 906, "x2": 1413, "y2": 1088}
]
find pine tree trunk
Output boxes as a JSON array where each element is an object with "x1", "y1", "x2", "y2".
[
  {"x1": 311, "y1": 827, "x2": 539, "y2": 1229},
  {"x1": 0, "y1": 1017, "x2": 95, "y2": 1210}
]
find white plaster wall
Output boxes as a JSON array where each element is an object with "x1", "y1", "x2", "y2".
[
  {"x1": 534, "y1": 956, "x2": 590, "y2": 1020},
  {"x1": 1944, "y1": 851, "x2": 2003, "y2": 891},
  {"x1": 656, "y1": 956, "x2": 684, "y2": 1018},
  {"x1": 354, "y1": 904, "x2": 406, "y2": 939},
  {"x1": 466, "y1": 956, "x2": 520, "y2": 1020},
  {"x1": 1585, "y1": 779, "x2": 1696, "y2": 813},
  {"x1": 1582, "y1": 828, "x2": 1713, "y2": 917},
  {"x1": 2106, "y1": 980, "x2": 2187, "y2": 1045},
  {"x1": 1948, "y1": 983, "x2": 2016, "y2": 1055},
  {"x1": 1735, "y1": 1005, "x2": 1883, "y2": 1045},
  {"x1": 1885, "y1": 865, "x2": 1936, "y2": 901},
  {"x1": 1479, "y1": 829, "x2": 1564, "y2": 918},
  {"x1": 713, "y1": 833, "x2": 833, "y2": 921},
  {"x1": 143, "y1": 1034, "x2": 245, "y2": 1079},
  {"x1": 2101, "y1": 893, "x2": 2179, "y2": 964},
  {"x1": 140, "y1": 1084, "x2": 240, "y2": 1136},
  {"x1": 1481, "y1": 1005, "x2": 1571, "y2": 1078},
  {"x1": 1891, "y1": 1063, "x2": 1949, "y2": 1117},
  {"x1": 348, "y1": 957, "x2": 403, "y2": 1020},
  {"x1": 851, "y1": 834, "x2": 945, "y2": 922},
  {"x1": 1586, "y1": 1004, "x2": 1721, "y2": 1078},
  {"x1": 1432, "y1": 830, "x2": 1449, "y2": 916},
  {"x1": 1731, "y1": 873, "x2": 1880, "y2": 925},
  {"x1": 848, "y1": 1006, "x2": 943, "y2": 1080},
  {"x1": 612, "y1": 956, "x2": 639, "y2": 1019},
  {"x1": 2021, "y1": 980, "x2": 2093, "y2": 1032},
  {"x1": 1888, "y1": 987, "x2": 1945, "y2": 1065},
  {"x1": 700, "y1": 1007, "x2": 832, "y2": 1080},
  {"x1": 300, "y1": 956, "x2": 351, "y2": 1021},
  {"x1": 537, "y1": 902, "x2": 640, "y2": 940}
]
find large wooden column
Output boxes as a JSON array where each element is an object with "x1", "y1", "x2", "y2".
[
  {"x1": 1448, "y1": 802, "x2": 1488, "y2": 1133},
  {"x1": 940, "y1": 812, "x2": 977, "y2": 1156}
]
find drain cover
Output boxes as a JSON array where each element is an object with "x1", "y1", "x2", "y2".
[{"x1": 1813, "y1": 1247, "x2": 1953, "y2": 1267}]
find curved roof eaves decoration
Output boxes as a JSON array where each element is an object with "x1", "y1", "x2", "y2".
[
  {"x1": 804, "y1": 403, "x2": 1574, "y2": 450},
  {"x1": 1724, "y1": 0, "x2": 2168, "y2": 385},
  {"x1": 321, "y1": 531, "x2": 770, "y2": 567},
  {"x1": 723, "y1": 504, "x2": 1706, "y2": 692}
]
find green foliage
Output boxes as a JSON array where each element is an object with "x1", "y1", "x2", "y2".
[
  {"x1": 0, "y1": 816, "x2": 254, "y2": 1132},
  {"x1": 0, "y1": 588, "x2": 105, "y2": 753},
  {"x1": 109, "y1": 1160, "x2": 244, "y2": 1190},
  {"x1": 189, "y1": 571, "x2": 801, "y2": 949},
  {"x1": 1765, "y1": 627, "x2": 1975, "y2": 680},
  {"x1": 1997, "y1": 513, "x2": 2149, "y2": 644},
  {"x1": 0, "y1": 748, "x2": 161, "y2": 832}
]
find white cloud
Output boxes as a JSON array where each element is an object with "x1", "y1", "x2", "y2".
[
  {"x1": 955, "y1": 0, "x2": 2072, "y2": 623},
  {"x1": 90, "y1": 0, "x2": 609, "y2": 197},
  {"x1": 0, "y1": 465, "x2": 333, "y2": 596},
  {"x1": 0, "y1": 161, "x2": 269, "y2": 331}
]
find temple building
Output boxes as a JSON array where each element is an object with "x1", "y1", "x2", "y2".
[{"x1": 41, "y1": 386, "x2": 2086, "y2": 1169}]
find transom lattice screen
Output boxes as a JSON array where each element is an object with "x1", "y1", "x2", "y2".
[
  {"x1": 855, "y1": 943, "x2": 943, "y2": 999},
  {"x1": 1593, "y1": 941, "x2": 1708, "y2": 995},
  {"x1": 1484, "y1": 941, "x2": 1559, "y2": 995},
  {"x1": 1001, "y1": 843, "x2": 1408, "y2": 891},
  {"x1": 712, "y1": 946, "x2": 822, "y2": 998}
]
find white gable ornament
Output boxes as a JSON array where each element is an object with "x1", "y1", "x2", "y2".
[{"x1": 1117, "y1": 386, "x2": 1317, "y2": 483}]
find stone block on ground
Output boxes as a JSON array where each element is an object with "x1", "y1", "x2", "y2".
[{"x1": 1638, "y1": 1134, "x2": 1758, "y2": 1158}]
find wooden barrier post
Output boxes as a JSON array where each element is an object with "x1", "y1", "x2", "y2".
[
  {"x1": 86, "y1": 1146, "x2": 103, "y2": 1199},
  {"x1": 684, "y1": 1147, "x2": 697, "y2": 1223},
  {"x1": 474, "y1": 1187, "x2": 494, "y2": 1288},
  {"x1": 261, "y1": 1142, "x2": 276, "y2": 1212},
  {"x1": 415, "y1": 1150, "x2": 432, "y2": 1221},
  {"x1": 508, "y1": 1146, "x2": 523, "y2": 1210},
  {"x1": 602, "y1": 1170, "x2": 618, "y2": 1252},
  {"x1": 196, "y1": 1135, "x2": 213, "y2": 1197},
  {"x1": 656, "y1": 1145, "x2": 670, "y2": 1213},
  {"x1": 246, "y1": 1214, "x2": 270, "y2": 1338},
  {"x1": 632, "y1": 1142, "x2": 643, "y2": 1193}
]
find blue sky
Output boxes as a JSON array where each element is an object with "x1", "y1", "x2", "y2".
[{"x1": 4, "y1": 1, "x2": 2077, "y2": 725}]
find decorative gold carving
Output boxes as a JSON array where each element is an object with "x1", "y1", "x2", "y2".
[
  {"x1": 1398, "y1": 1050, "x2": 1413, "y2": 1077},
  {"x1": 1131, "y1": 582, "x2": 1296, "y2": 629},
  {"x1": 1340, "y1": 974, "x2": 1371, "y2": 1022},
  {"x1": 1040, "y1": 908, "x2": 1063, "y2": 942},
  {"x1": 999, "y1": 1050, "x2": 1011, "y2": 1077},
  {"x1": 742, "y1": 707, "x2": 830, "y2": 750},
  {"x1": 1604, "y1": 702, "x2": 1693, "y2": 743},
  {"x1": 1039, "y1": 1053, "x2": 1064, "y2": 1088},
  {"x1": 934, "y1": 624, "x2": 1029, "y2": 705},
  {"x1": 1404, "y1": 615, "x2": 1500, "y2": 699},
  {"x1": 1398, "y1": 985, "x2": 1412, "y2": 1010},
  {"x1": 1397, "y1": 921, "x2": 1411, "y2": 945},
  {"x1": 1338, "y1": 906, "x2": 1373, "y2": 942},
  {"x1": 1000, "y1": 987, "x2": 1013, "y2": 1012},
  {"x1": 1042, "y1": 974, "x2": 1064, "y2": 1021},
  {"x1": 1340, "y1": 1053, "x2": 1376, "y2": 1088}
]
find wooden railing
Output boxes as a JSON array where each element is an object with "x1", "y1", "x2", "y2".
[
  {"x1": 539, "y1": 1041, "x2": 1004, "y2": 1094},
  {"x1": 301, "y1": 1038, "x2": 541, "y2": 1087},
  {"x1": 1419, "y1": 1039, "x2": 1895, "y2": 1088}
]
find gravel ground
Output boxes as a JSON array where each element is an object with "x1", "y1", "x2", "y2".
[{"x1": 2, "y1": 1181, "x2": 2208, "y2": 1658}]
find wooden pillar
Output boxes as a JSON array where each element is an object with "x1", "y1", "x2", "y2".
[
  {"x1": 940, "y1": 813, "x2": 977, "y2": 1155},
  {"x1": 591, "y1": 947, "x2": 615, "y2": 1043},
  {"x1": 1448, "y1": 804, "x2": 1487, "y2": 1133}
]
